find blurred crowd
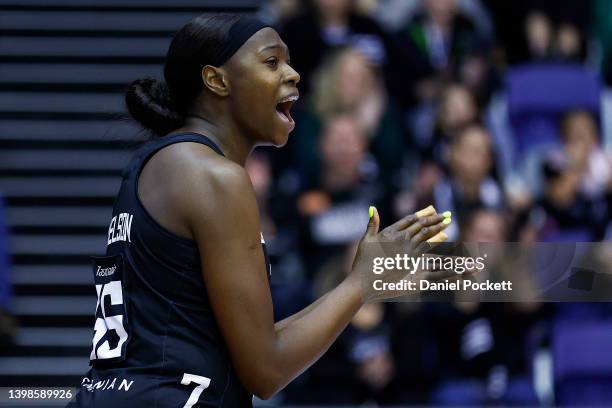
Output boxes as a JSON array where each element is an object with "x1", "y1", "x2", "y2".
[{"x1": 249, "y1": 0, "x2": 612, "y2": 405}]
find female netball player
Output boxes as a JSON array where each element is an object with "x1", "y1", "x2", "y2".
[{"x1": 69, "y1": 14, "x2": 451, "y2": 407}]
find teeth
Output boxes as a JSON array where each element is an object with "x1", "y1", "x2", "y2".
[{"x1": 278, "y1": 95, "x2": 299, "y2": 103}]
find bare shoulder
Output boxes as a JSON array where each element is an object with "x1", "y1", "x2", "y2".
[
  {"x1": 156, "y1": 142, "x2": 258, "y2": 230},
  {"x1": 166, "y1": 142, "x2": 250, "y2": 191}
]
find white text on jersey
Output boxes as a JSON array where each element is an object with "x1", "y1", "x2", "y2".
[{"x1": 107, "y1": 213, "x2": 133, "y2": 245}]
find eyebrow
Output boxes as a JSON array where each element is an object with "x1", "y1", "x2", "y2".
[{"x1": 258, "y1": 43, "x2": 289, "y2": 54}]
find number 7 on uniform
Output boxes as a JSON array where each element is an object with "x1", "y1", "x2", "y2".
[{"x1": 181, "y1": 373, "x2": 211, "y2": 408}]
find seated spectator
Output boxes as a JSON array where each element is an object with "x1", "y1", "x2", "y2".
[
  {"x1": 455, "y1": 39, "x2": 500, "y2": 105},
  {"x1": 286, "y1": 245, "x2": 401, "y2": 405},
  {"x1": 376, "y1": 0, "x2": 494, "y2": 40},
  {"x1": 396, "y1": 83, "x2": 480, "y2": 219},
  {"x1": 412, "y1": 82, "x2": 479, "y2": 164},
  {"x1": 483, "y1": 0, "x2": 591, "y2": 64},
  {"x1": 560, "y1": 110, "x2": 611, "y2": 199},
  {"x1": 256, "y1": 0, "x2": 302, "y2": 26},
  {"x1": 415, "y1": 124, "x2": 503, "y2": 240},
  {"x1": 522, "y1": 10, "x2": 587, "y2": 62},
  {"x1": 521, "y1": 110, "x2": 611, "y2": 242},
  {"x1": 280, "y1": 0, "x2": 390, "y2": 95},
  {"x1": 291, "y1": 47, "x2": 404, "y2": 190},
  {"x1": 246, "y1": 151, "x2": 277, "y2": 238},
  {"x1": 524, "y1": 11, "x2": 554, "y2": 61},
  {"x1": 391, "y1": 0, "x2": 488, "y2": 107},
  {"x1": 296, "y1": 115, "x2": 385, "y2": 275},
  {"x1": 246, "y1": 152, "x2": 311, "y2": 323},
  {"x1": 427, "y1": 209, "x2": 540, "y2": 406}
]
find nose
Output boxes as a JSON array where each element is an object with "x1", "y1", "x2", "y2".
[{"x1": 285, "y1": 63, "x2": 300, "y2": 86}]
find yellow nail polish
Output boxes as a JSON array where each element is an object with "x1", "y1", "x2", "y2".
[
  {"x1": 443, "y1": 217, "x2": 451, "y2": 225},
  {"x1": 443, "y1": 211, "x2": 452, "y2": 218},
  {"x1": 369, "y1": 206, "x2": 375, "y2": 218}
]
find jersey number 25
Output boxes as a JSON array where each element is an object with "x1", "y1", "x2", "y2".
[{"x1": 90, "y1": 281, "x2": 129, "y2": 361}]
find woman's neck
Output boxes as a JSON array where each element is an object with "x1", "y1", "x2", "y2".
[{"x1": 177, "y1": 114, "x2": 255, "y2": 167}]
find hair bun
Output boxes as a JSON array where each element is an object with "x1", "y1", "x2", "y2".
[{"x1": 125, "y1": 77, "x2": 184, "y2": 136}]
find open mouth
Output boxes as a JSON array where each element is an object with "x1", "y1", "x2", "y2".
[{"x1": 275, "y1": 93, "x2": 299, "y2": 130}]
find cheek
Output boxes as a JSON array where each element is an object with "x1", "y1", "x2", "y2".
[
  {"x1": 233, "y1": 65, "x2": 275, "y2": 102},
  {"x1": 232, "y1": 75, "x2": 276, "y2": 120}
]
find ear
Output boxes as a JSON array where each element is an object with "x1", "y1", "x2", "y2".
[{"x1": 201, "y1": 65, "x2": 230, "y2": 97}]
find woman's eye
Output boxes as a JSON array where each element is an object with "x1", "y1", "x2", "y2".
[{"x1": 266, "y1": 58, "x2": 278, "y2": 67}]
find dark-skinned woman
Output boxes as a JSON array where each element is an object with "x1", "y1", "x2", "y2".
[{"x1": 69, "y1": 14, "x2": 451, "y2": 407}]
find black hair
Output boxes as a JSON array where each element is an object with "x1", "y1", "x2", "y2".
[{"x1": 125, "y1": 14, "x2": 243, "y2": 137}]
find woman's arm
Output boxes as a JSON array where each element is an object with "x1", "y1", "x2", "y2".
[
  {"x1": 176, "y1": 154, "x2": 446, "y2": 399},
  {"x1": 273, "y1": 292, "x2": 330, "y2": 332}
]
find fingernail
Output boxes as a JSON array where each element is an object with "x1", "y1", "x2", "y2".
[
  {"x1": 443, "y1": 211, "x2": 452, "y2": 218},
  {"x1": 443, "y1": 217, "x2": 451, "y2": 225},
  {"x1": 369, "y1": 206, "x2": 375, "y2": 218}
]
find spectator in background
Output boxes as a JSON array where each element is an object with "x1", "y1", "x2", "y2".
[
  {"x1": 560, "y1": 111, "x2": 611, "y2": 199},
  {"x1": 286, "y1": 244, "x2": 400, "y2": 405},
  {"x1": 409, "y1": 124, "x2": 502, "y2": 240},
  {"x1": 246, "y1": 151, "x2": 277, "y2": 238},
  {"x1": 396, "y1": 83, "x2": 480, "y2": 220},
  {"x1": 524, "y1": 11, "x2": 554, "y2": 61},
  {"x1": 245, "y1": 152, "x2": 311, "y2": 324},
  {"x1": 482, "y1": 0, "x2": 591, "y2": 64},
  {"x1": 256, "y1": 0, "x2": 303, "y2": 26},
  {"x1": 376, "y1": 0, "x2": 494, "y2": 40},
  {"x1": 291, "y1": 48, "x2": 404, "y2": 190},
  {"x1": 412, "y1": 82, "x2": 479, "y2": 164},
  {"x1": 296, "y1": 115, "x2": 384, "y2": 275},
  {"x1": 523, "y1": 9, "x2": 586, "y2": 62},
  {"x1": 280, "y1": 0, "x2": 389, "y2": 95},
  {"x1": 524, "y1": 111, "x2": 611, "y2": 242},
  {"x1": 428, "y1": 209, "x2": 540, "y2": 406},
  {"x1": 0, "y1": 195, "x2": 15, "y2": 347},
  {"x1": 390, "y1": 0, "x2": 488, "y2": 108}
]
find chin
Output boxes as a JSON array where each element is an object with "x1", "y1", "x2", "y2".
[
  {"x1": 266, "y1": 124, "x2": 291, "y2": 147},
  {"x1": 274, "y1": 132, "x2": 291, "y2": 147},
  {"x1": 255, "y1": 131, "x2": 288, "y2": 148}
]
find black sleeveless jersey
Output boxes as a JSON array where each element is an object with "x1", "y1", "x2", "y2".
[{"x1": 69, "y1": 133, "x2": 271, "y2": 407}]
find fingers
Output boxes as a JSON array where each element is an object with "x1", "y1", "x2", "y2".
[
  {"x1": 365, "y1": 206, "x2": 380, "y2": 238},
  {"x1": 406, "y1": 214, "x2": 446, "y2": 239},
  {"x1": 387, "y1": 213, "x2": 418, "y2": 232},
  {"x1": 388, "y1": 205, "x2": 437, "y2": 232},
  {"x1": 427, "y1": 230, "x2": 449, "y2": 243},
  {"x1": 415, "y1": 205, "x2": 436, "y2": 218}
]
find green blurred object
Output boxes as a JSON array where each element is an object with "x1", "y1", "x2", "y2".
[{"x1": 594, "y1": 0, "x2": 612, "y2": 74}]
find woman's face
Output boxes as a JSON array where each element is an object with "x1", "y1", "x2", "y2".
[
  {"x1": 224, "y1": 28, "x2": 300, "y2": 146},
  {"x1": 464, "y1": 211, "x2": 505, "y2": 242},
  {"x1": 313, "y1": 0, "x2": 351, "y2": 18},
  {"x1": 336, "y1": 52, "x2": 373, "y2": 108},
  {"x1": 563, "y1": 112, "x2": 598, "y2": 151},
  {"x1": 439, "y1": 85, "x2": 477, "y2": 132},
  {"x1": 450, "y1": 127, "x2": 491, "y2": 183},
  {"x1": 320, "y1": 116, "x2": 365, "y2": 177}
]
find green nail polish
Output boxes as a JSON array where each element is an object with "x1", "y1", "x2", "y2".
[
  {"x1": 443, "y1": 217, "x2": 451, "y2": 225},
  {"x1": 443, "y1": 211, "x2": 452, "y2": 218},
  {"x1": 369, "y1": 206, "x2": 375, "y2": 218}
]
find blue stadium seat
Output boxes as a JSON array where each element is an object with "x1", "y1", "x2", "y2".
[
  {"x1": 507, "y1": 64, "x2": 602, "y2": 158},
  {"x1": 553, "y1": 320, "x2": 612, "y2": 405}
]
